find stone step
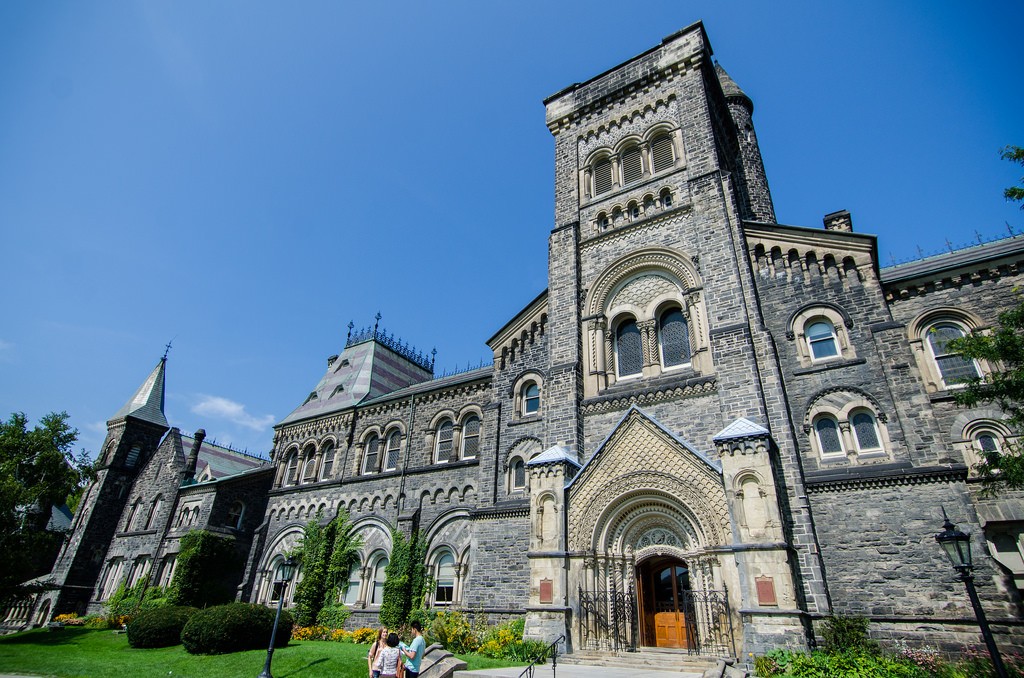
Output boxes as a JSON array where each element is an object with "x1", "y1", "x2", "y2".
[{"x1": 561, "y1": 649, "x2": 719, "y2": 671}]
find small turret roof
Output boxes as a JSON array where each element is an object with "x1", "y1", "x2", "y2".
[
  {"x1": 110, "y1": 358, "x2": 169, "y2": 429},
  {"x1": 715, "y1": 63, "x2": 753, "y2": 111}
]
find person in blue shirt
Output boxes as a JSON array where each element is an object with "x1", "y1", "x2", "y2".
[{"x1": 400, "y1": 620, "x2": 425, "y2": 678}]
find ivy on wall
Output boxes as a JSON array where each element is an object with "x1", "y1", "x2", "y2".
[
  {"x1": 293, "y1": 510, "x2": 361, "y2": 627},
  {"x1": 378, "y1": 527, "x2": 428, "y2": 629},
  {"x1": 166, "y1": 531, "x2": 241, "y2": 608}
]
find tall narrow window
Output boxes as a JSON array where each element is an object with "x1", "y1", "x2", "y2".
[
  {"x1": 927, "y1": 324, "x2": 980, "y2": 387},
  {"x1": 806, "y1": 321, "x2": 839, "y2": 361},
  {"x1": 320, "y1": 443, "x2": 335, "y2": 480},
  {"x1": 434, "y1": 552, "x2": 456, "y2": 605},
  {"x1": 659, "y1": 308, "x2": 690, "y2": 368},
  {"x1": 512, "y1": 459, "x2": 526, "y2": 490},
  {"x1": 435, "y1": 421, "x2": 454, "y2": 463},
  {"x1": 124, "y1": 445, "x2": 142, "y2": 468},
  {"x1": 343, "y1": 563, "x2": 361, "y2": 605},
  {"x1": 593, "y1": 159, "x2": 613, "y2": 195},
  {"x1": 226, "y1": 500, "x2": 245, "y2": 530},
  {"x1": 125, "y1": 500, "x2": 141, "y2": 531},
  {"x1": 362, "y1": 435, "x2": 380, "y2": 474},
  {"x1": 287, "y1": 452, "x2": 299, "y2": 485},
  {"x1": 302, "y1": 454, "x2": 317, "y2": 482},
  {"x1": 651, "y1": 134, "x2": 674, "y2": 172},
  {"x1": 384, "y1": 431, "x2": 401, "y2": 471},
  {"x1": 523, "y1": 383, "x2": 540, "y2": 415},
  {"x1": 621, "y1": 147, "x2": 643, "y2": 184},
  {"x1": 814, "y1": 416, "x2": 844, "y2": 457},
  {"x1": 851, "y1": 411, "x2": 881, "y2": 452},
  {"x1": 145, "y1": 496, "x2": 162, "y2": 530},
  {"x1": 371, "y1": 557, "x2": 389, "y2": 605},
  {"x1": 461, "y1": 416, "x2": 481, "y2": 459},
  {"x1": 616, "y1": 319, "x2": 643, "y2": 377}
]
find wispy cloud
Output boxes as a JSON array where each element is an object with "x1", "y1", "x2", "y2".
[
  {"x1": 191, "y1": 395, "x2": 274, "y2": 432},
  {"x1": 86, "y1": 420, "x2": 108, "y2": 436}
]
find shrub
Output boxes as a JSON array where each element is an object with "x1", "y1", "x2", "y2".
[
  {"x1": 167, "y1": 531, "x2": 242, "y2": 608},
  {"x1": 315, "y1": 603, "x2": 351, "y2": 629},
  {"x1": 476, "y1": 618, "x2": 547, "y2": 662},
  {"x1": 292, "y1": 625, "x2": 353, "y2": 642},
  {"x1": 430, "y1": 610, "x2": 478, "y2": 655},
  {"x1": 181, "y1": 603, "x2": 293, "y2": 655},
  {"x1": 350, "y1": 626, "x2": 378, "y2": 644},
  {"x1": 126, "y1": 606, "x2": 197, "y2": 648},
  {"x1": 821, "y1": 615, "x2": 877, "y2": 655}
]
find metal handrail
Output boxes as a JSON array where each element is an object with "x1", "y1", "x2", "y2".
[{"x1": 518, "y1": 634, "x2": 565, "y2": 678}]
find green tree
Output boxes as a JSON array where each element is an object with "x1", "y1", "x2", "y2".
[
  {"x1": 0, "y1": 411, "x2": 93, "y2": 605},
  {"x1": 1002, "y1": 145, "x2": 1024, "y2": 207}
]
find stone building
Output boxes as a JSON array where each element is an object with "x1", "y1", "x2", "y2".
[{"x1": 22, "y1": 21, "x2": 1024, "y2": 656}]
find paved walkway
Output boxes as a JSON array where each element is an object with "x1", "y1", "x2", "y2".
[{"x1": 455, "y1": 666, "x2": 704, "y2": 678}]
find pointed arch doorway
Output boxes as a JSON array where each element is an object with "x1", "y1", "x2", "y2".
[{"x1": 637, "y1": 556, "x2": 695, "y2": 649}]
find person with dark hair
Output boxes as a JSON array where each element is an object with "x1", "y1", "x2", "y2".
[
  {"x1": 378, "y1": 632, "x2": 403, "y2": 678},
  {"x1": 400, "y1": 620, "x2": 425, "y2": 678}
]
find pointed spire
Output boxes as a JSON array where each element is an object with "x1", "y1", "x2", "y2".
[
  {"x1": 110, "y1": 357, "x2": 170, "y2": 429},
  {"x1": 715, "y1": 62, "x2": 753, "y2": 112}
]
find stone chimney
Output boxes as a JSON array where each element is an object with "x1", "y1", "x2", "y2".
[
  {"x1": 182, "y1": 428, "x2": 206, "y2": 484},
  {"x1": 823, "y1": 210, "x2": 853, "y2": 232}
]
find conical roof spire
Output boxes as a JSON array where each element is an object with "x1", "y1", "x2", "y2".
[
  {"x1": 110, "y1": 358, "x2": 169, "y2": 429},
  {"x1": 715, "y1": 62, "x2": 753, "y2": 112}
]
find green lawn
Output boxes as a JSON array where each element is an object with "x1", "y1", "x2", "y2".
[{"x1": 0, "y1": 628, "x2": 519, "y2": 678}]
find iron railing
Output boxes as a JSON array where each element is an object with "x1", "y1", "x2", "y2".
[{"x1": 519, "y1": 634, "x2": 565, "y2": 678}]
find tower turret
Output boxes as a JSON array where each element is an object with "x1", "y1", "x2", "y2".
[{"x1": 716, "y1": 63, "x2": 776, "y2": 223}]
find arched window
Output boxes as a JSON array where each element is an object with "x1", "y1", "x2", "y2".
[
  {"x1": 851, "y1": 410, "x2": 881, "y2": 452},
  {"x1": 362, "y1": 434, "x2": 380, "y2": 475},
  {"x1": 512, "y1": 459, "x2": 526, "y2": 490},
  {"x1": 434, "y1": 552, "x2": 456, "y2": 605},
  {"x1": 226, "y1": 500, "x2": 245, "y2": 530},
  {"x1": 370, "y1": 556, "x2": 389, "y2": 606},
  {"x1": 814, "y1": 415, "x2": 844, "y2": 458},
  {"x1": 806, "y1": 321, "x2": 839, "y2": 361},
  {"x1": 621, "y1": 146, "x2": 643, "y2": 185},
  {"x1": 976, "y1": 432, "x2": 1001, "y2": 456},
  {"x1": 343, "y1": 562, "x2": 361, "y2": 605},
  {"x1": 383, "y1": 431, "x2": 402, "y2": 471},
  {"x1": 302, "y1": 457, "x2": 317, "y2": 483},
  {"x1": 286, "y1": 451, "x2": 299, "y2": 485},
  {"x1": 523, "y1": 383, "x2": 540, "y2": 415},
  {"x1": 461, "y1": 415, "x2": 481, "y2": 459},
  {"x1": 145, "y1": 495, "x2": 163, "y2": 530},
  {"x1": 927, "y1": 323, "x2": 981, "y2": 388},
  {"x1": 660, "y1": 188, "x2": 673, "y2": 207},
  {"x1": 615, "y1": 319, "x2": 643, "y2": 377},
  {"x1": 435, "y1": 421, "x2": 454, "y2": 463},
  {"x1": 320, "y1": 442, "x2": 335, "y2": 480},
  {"x1": 125, "y1": 499, "x2": 141, "y2": 531},
  {"x1": 593, "y1": 158, "x2": 613, "y2": 196},
  {"x1": 651, "y1": 134, "x2": 674, "y2": 173},
  {"x1": 659, "y1": 308, "x2": 690, "y2": 368}
]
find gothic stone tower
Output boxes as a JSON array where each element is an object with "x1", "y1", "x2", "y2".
[
  {"x1": 528, "y1": 22, "x2": 825, "y2": 654},
  {"x1": 41, "y1": 359, "x2": 170, "y2": 616}
]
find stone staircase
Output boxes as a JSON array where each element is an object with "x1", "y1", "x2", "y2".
[
  {"x1": 558, "y1": 647, "x2": 721, "y2": 674},
  {"x1": 418, "y1": 642, "x2": 469, "y2": 677}
]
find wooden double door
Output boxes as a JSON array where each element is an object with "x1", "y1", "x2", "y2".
[{"x1": 637, "y1": 557, "x2": 693, "y2": 649}]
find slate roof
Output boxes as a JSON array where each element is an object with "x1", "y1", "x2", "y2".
[
  {"x1": 110, "y1": 358, "x2": 169, "y2": 429},
  {"x1": 279, "y1": 338, "x2": 443, "y2": 426},
  {"x1": 880, "y1": 233, "x2": 1024, "y2": 284},
  {"x1": 528, "y1": 445, "x2": 580, "y2": 467},
  {"x1": 715, "y1": 63, "x2": 752, "y2": 109},
  {"x1": 178, "y1": 431, "x2": 267, "y2": 480}
]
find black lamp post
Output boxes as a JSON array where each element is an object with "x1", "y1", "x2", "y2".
[
  {"x1": 934, "y1": 509, "x2": 1008, "y2": 678},
  {"x1": 258, "y1": 555, "x2": 297, "y2": 678}
]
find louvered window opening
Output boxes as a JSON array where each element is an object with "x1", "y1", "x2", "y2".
[
  {"x1": 303, "y1": 452, "x2": 317, "y2": 480},
  {"x1": 928, "y1": 324, "x2": 980, "y2": 385},
  {"x1": 621, "y1": 148, "x2": 643, "y2": 184},
  {"x1": 125, "y1": 445, "x2": 141, "y2": 468},
  {"x1": 287, "y1": 454, "x2": 299, "y2": 484},
  {"x1": 815, "y1": 417, "x2": 843, "y2": 455},
  {"x1": 462, "y1": 416, "x2": 480, "y2": 459},
  {"x1": 616, "y1": 320, "x2": 643, "y2": 377},
  {"x1": 651, "y1": 135, "x2": 674, "y2": 172},
  {"x1": 436, "y1": 421, "x2": 454, "y2": 462},
  {"x1": 807, "y1": 321, "x2": 839, "y2": 360},
  {"x1": 593, "y1": 160, "x2": 613, "y2": 195},
  {"x1": 659, "y1": 309, "x2": 690, "y2": 367},
  {"x1": 363, "y1": 436, "x2": 380, "y2": 474},
  {"x1": 852, "y1": 412, "x2": 880, "y2": 450}
]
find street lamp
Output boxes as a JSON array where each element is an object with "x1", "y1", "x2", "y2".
[
  {"x1": 258, "y1": 555, "x2": 298, "y2": 678},
  {"x1": 934, "y1": 509, "x2": 1008, "y2": 678}
]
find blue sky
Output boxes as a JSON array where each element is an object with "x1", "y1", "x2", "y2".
[{"x1": 1, "y1": 2, "x2": 1021, "y2": 458}]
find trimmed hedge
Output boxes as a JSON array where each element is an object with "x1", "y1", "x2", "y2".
[
  {"x1": 181, "y1": 603, "x2": 293, "y2": 655},
  {"x1": 126, "y1": 606, "x2": 198, "y2": 648}
]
